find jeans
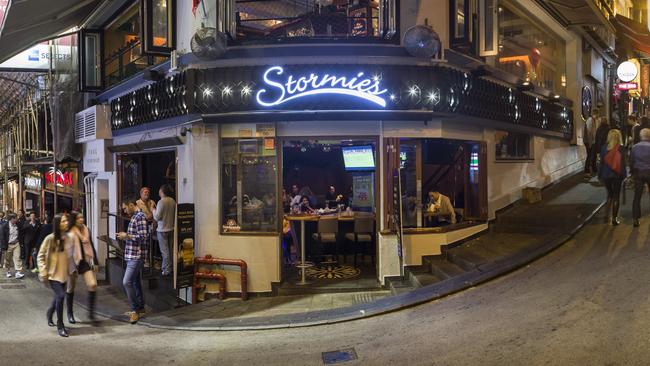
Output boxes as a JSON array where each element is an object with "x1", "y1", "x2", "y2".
[
  {"x1": 157, "y1": 231, "x2": 173, "y2": 275},
  {"x1": 49, "y1": 280, "x2": 66, "y2": 329},
  {"x1": 633, "y1": 173, "x2": 650, "y2": 219},
  {"x1": 123, "y1": 260, "x2": 144, "y2": 311}
]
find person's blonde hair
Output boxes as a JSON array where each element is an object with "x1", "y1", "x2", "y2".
[
  {"x1": 607, "y1": 129, "x2": 623, "y2": 151},
  {"x1": 641, "y1": 128, "x2": 650, "y2": 142}
]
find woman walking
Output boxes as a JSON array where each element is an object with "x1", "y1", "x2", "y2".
[
  {"x1": 599, "y1": 129, "x2": 627, "y2": 225},
  {"x1": 37, "y1": 214, "x2": 74, "y2": 337},
  {"x1": 66, "y1": 211, "x2": 99, "y2": 323}
]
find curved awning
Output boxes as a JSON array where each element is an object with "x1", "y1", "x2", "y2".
[
  {"x1": 614, "y1": 15, "x2": 650, "y2": 56},
  {"x1": 0, "y1": 0, "x2": 101, "y2": 63}
]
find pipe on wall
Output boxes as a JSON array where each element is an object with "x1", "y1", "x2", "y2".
[{"x1": 195, "y1": 255, "x2": 248, "y2": 300}]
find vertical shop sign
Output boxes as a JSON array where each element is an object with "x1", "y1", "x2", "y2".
[
  {"x1": 174, "y1": 203, "x2": 195, "y2": 289},
  {"x1": 642, "y1": 64, "x2": 650, "y2": 98},
  {"x1": 352, "y1": 173, "x2": 374, "y2": 210}
]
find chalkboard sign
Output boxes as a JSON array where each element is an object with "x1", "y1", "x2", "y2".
[{"x1": 175, "y1": 203, "x2": 195, "y2": 289}]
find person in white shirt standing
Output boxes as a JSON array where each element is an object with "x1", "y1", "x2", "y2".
[
  {"x1": 153, "y1": 184, "x2": 176, "y2": 276},
  {"x1": 3, "y1": 214, "x2": 24, "y2": 278}
]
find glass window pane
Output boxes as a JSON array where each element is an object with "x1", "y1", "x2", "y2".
[
  {"x1": 495, "y1": 131, "x2": 532, "y2": 160},
  {"x1": 152, "y1": 0, "x2": 171, "y2": 48},
  {"x1": 84, "y1": 34, "x2": 101, "y2": 87},
  {"x1": 484, "y1": 0, "x2": 495, "y2": 52},
  {"x1": 399, "y1": 141, "x2": 418, "y2": 229},
  {"x1": 456, "y1": 0, "x2": 466, "y2": 38},
  {"x1": 222, "y1": 138, "x2": 278, "y2": 232}
]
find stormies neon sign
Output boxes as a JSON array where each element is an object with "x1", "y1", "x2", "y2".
[{"x1": 255, "y1": 66, "x2": 388, "y2": 107}]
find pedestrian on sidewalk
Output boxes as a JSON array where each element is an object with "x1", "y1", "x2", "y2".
[
  {"x1": 584, "y1": 111, "x2": 597, "y2": 176},
  {"x1": 32, "y1": 214, "x2": 52, "y2": 273},
  {"x1": 37, "y1": 213, "x2": 75, "y2": 337},
  {"x1": 153, "y1": 184, "x2": 175, "y2": 277},
  {"x1": 16, "y1": 209, "x2": 26, "y2": 261},
  {"x1": 22, "y1": 212, "x2": 40, "y2": 270},
  {"x1": 117, "y1": 197, "x2": 151, "y2": 324},
  {"x1": 3, "y1": 214, "x2": 25, "y2": 278},
  {"x1": 0, "y1": 211, "x2": 5, "y2": 269},
  {"x1": 66, "y1": 211, "x2": 100, "y2": 324},
  {"x1": 599, "y1": 129, "x2": 627, "y2": 226},
  {"x1": 631, "y1": 128, "x2": 650, "y2": 227}
]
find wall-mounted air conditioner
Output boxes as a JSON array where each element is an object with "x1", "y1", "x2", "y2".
[{"x1": 74, "y1": 105, "x2": 112, "y2": 143}]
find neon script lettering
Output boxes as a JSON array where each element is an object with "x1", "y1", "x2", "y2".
[{"x1": 256, "y1": 66, "x2": 388, "y2": 107}]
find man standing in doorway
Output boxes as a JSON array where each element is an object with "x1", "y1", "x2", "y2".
[
  {"x1": 136, "y1": 187, "x2": 156, "y2": 222},
  {"x1": 117, "y1": 197, "x2": 150, "y2": 324},
  {"x1": 3, "y1": 214, "x2": 24, "y2": 278},
  {"x1": 154, "y1": 184, "x2": 176, "y2": 277}
]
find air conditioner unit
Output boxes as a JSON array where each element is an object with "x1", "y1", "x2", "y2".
[{"x1": 74, "y1": 105, "x2": 112, "y2": 143}]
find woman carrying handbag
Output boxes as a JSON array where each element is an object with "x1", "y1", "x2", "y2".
[
  {"x1": 66, "y1": 211, "x2": 99, "y2": 323},
  {"x1": 37, "y1": 214, "x2": 75, "y2": 337}
]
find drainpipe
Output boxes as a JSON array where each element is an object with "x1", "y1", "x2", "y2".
[{"x1": 195, "y1": 255, "x2": 248, "y2": 300}]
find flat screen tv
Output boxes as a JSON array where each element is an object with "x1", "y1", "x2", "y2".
[{"x1": 342, "y1": 145, "x2": 375, "y2": 171}]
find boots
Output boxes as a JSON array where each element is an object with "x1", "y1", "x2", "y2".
[
  {"x1": 46, "y1": 304, "x2": 55, "y2": 327},
  {"x1": 88, "y1": 291, "x2": 97, "y2": 323},
  {"x1": 66, "y1": 292, "x2": 76, "y2": 324},
  {"x1": 57, "y1": 326, "x2": 69, "y2": 338}
]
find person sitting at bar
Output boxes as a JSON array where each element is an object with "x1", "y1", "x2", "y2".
[
  {"x1": 298, "y1": 186, "x2": 318, "y2": 208},
  {"x1": 325, "y1": 185, "x2": 344, "y2": 209},
  {"x1": 289, "y1": 184, "x2": 302, "y2": 213},
  {"x1": 426, "y1": 190, "x2": 456, "y2": 226},
  {"x1": 299, "y1": 196, "x2": 316, "y2": 214}
]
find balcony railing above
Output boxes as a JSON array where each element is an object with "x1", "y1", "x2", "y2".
[{"x1": 230, "y1": 0, "x2": 398, "y2": 44}]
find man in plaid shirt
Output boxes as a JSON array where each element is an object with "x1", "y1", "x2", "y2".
[{"x1": 117, "y1": 197, "x2": 151, "y2": 324}]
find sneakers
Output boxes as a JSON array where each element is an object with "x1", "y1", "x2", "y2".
[
  {"x1": 14, "y1": 272, "x2": 24, "y2": 279},
  {"x1": 31, "y1": 268, "x2": 39, "y2": 273},
  {"x1": 128, "y1": 311, "x2": 139, "y2": 324},
  {"x1": 5, "y1": 272, "x2": 12, "y2": 278}
]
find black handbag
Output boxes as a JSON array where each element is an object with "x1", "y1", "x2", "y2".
[{"x1": 76, "y1": 239, "x2": 91, "y2": 274}]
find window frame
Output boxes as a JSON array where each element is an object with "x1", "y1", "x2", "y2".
[
  {"x1": 141, "y1": 0, "x2": 176, "y2": 56},
  {"x1": 449, "y1": 0, "x2": 471, "y2": 48},
  {"x1": 494, "y1": 131, "x2": 534, "y2": 162},
  {"x1": 79, "y1": 29, "x2": 104, "y2": 92},
  {"x1": 479, "y1": 0, "x2": 498, "y2": 56}
]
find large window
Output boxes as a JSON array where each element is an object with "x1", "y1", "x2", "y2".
[
  {"x1": 232, "y1": 0, "x2": 398, "y2": 43},
  {"x1": 496, "y1": 1, "x2": 566, "y2": 95},
  {"x1": 495, "y1": 131, "x2": 532, "y2": 160},
  {"x1": 221, "y1": 137, "x2": 278, "y2": 233}
]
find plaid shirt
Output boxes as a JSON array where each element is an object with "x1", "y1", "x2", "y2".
[{"x1": 124, "y1": 211, "x2": 150, "y2": 261}]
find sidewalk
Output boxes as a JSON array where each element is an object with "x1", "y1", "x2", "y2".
[{"x1": 69, "y1": 173, "x2": 605, "y2": 330}]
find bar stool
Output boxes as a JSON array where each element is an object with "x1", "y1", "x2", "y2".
[
  {"x1": 311, "y1": 217, "x2": 339, "y2": 264},
  {"x1": 345, "y1": 217, "x2": 375, "y2": 266}
]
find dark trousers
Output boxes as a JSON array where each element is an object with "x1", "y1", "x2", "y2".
[
  {"x1": 585, "y1": 144, "x2": 597, "y2": 174},
  {"x1": 633, "y1": 173, "x2": 650, "y2": 219},
  {"x1": 49, "y1": 280, "x2": 66, "y2": 329},
  {"x1": 23, "y1": 241, "x2": 33, "y2": 268},
  {"x1": 603, "y1": 177, "x2": 623, "y2": 218}
]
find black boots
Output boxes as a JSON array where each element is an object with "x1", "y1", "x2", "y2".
[
  {"x1": 46, "y1": 305, "x2": 55, "y2": 327},
  {"x1": 57, "y1": 326, "x2": 69, "y2": 337},
  {"x1": 88, "y1": 291, "x2": 97, "y2": 323},
  {"x1": 66, "y1": 292, "x2": 76, "y2": 324}
]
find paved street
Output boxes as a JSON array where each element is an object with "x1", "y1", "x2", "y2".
[{"x1": 0, "y1": 184, "x2": 648, "y2": 365}]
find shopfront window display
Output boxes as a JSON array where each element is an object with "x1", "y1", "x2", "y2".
[{"x1": 495, "y1": 131, "x2": 532, "y2": 160}]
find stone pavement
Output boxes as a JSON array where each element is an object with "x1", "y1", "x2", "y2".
[{"x1": 28, "y1": 173, "x2": 605, "y2": 331}]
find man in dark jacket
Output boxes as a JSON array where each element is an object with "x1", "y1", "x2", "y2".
[
  {"x1": 631, "y1": 128, "x2": 650, "y2": 227},
  {"x1": 32, "y1": 214, "x2": 52, "y2": 273},
  {"x1": 16, "y1": 209, "x2": 26, "y2": 259},
  {"x1": 22, "y1": 212, "x2": 40, "y2": 270},
  {"x1": 0, "y1": 211, "x2": 6, "y2": 268}
]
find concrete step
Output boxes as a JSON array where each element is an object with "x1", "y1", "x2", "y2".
[
  {"x1": 385, "y1": 276, "x2": 415, "y2": 296},
  {"x1": 425, "y1": 258, "x2": 466, "y2": 279},
  {"x1": 409, "y1": 272, "x2": 442, "y2": 288},
  {"x1": 446, "y1": 245, "x2": 501, "y2": 271}
]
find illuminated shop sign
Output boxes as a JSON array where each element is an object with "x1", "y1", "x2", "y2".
[
  {"x1": 46, "y1": 168, "x2": 74, "y2": 187},
  {"x1": 256, "y1": 66, "x2": 388, "y2": 107},
  {"x1": 24, "y1": 176, "x2": 41, "y2": 191}
]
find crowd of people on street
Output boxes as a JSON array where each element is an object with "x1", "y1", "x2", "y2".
[
  {"x1": 0, "y1": 183, "x2": 176, "y2": 337},
  {"x1": 584, "y1": 112, "x2": 650, "y2": 226}
]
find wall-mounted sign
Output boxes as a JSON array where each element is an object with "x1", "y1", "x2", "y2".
[
  {"x1": 46, "y1": 168, "x2": 74, "y2": 187},
  {"x1": 24, "y1": 175, "x2": 41, "y2": 192},
  {"x1": 616, "y1": 82, "x2": 638, "y2": 91},
  {"x1": 82, "y1": 139, "x2": 112, "y2": 173},
  {"x1": 617, "y1": 61, "x2": 638, "y2": 83},
  {"x1": 0, "y1": 42, "x2": 73, "y2": 71},
  {"x1": 256, "y1": 66, "x2": 388, "y2": 107}
]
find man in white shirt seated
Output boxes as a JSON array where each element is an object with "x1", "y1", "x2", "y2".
[{"x1": 426, "y1": 190, "x2": 457, "y2": 226}]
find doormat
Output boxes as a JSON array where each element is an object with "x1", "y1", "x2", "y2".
[
  {"x1": 322, "y1": 348, "x2": 358, "y2": 364},
  {"x1": 306, "y1": 264, "x2": 361, "y2": 280}
]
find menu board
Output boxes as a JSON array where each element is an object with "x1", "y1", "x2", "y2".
[{"x1": 174, "y1": 203, "x2": 195, "y2": 289}]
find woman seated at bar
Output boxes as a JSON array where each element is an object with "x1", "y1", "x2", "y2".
[
  {"x1": 299, "y1": 196, "x2": 316, "y2": 214},
  {"x1": 426, "y1": 189, "x2": 457, "y2": 226}
]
